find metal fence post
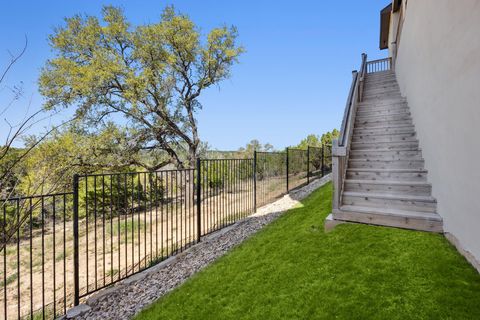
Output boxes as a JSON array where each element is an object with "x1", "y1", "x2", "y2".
[
  {"x1": 321, "y1": 145, "x2": 325, "y2": 177},
  {"x1": 72, "y1": 174, "x2": 80, "y2": 306},
  {"x1": 307, "y1": 146, "x2": 310, "y2": 184},
  {"x1": 286, "y1": 147, "x2": 289, "y2": 193},
  {"x1": 196, "y1": 158, "x2": 202, "y2": 242},
  {"x1": 253, "y1": 150, "x2": 257, "y2": 212}
]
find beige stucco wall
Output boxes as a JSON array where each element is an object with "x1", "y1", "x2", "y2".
[{"x1": 394, "y1": 0, "x2": 480, "y2": 264}]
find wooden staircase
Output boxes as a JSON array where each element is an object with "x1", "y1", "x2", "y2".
[{"x1": 331, "y1": 56, "x2": 443, "y2": 232}]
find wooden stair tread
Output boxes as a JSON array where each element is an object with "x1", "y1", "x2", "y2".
[
  {"x1": 348, "y1": 159, "x2": 423, "y2": 163},
  {"x1": 350, "y1": 147, "x2": 422, "y2": 152},
  {"x1": 343, "y1": 191, "x2": 436, "y2": 203},
  {"x1": 347, "y1": 168, "x2": 427, "y2": 173},
  {"x1": 345, "y1": 179, "x2": 431, "y2": 187},
  {"x1": 339, "y1": 205, "x2": 442, "y2": 221}
]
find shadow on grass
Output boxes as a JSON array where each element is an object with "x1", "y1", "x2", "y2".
[{"x1": 135, "y1": 182, "x2": 480, "y2": 320}]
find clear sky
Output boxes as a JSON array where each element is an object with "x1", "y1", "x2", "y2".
[{"x1": 0, "y1": 0, "x2": 389, "y2": 150}]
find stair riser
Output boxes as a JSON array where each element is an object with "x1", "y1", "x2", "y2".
[
  {"x1": 333, "y1": 211, "x2": 443, "y2": 232},
  {"x1": 364, "y1": 83, "x2": 398, "y2": 89},
  {"x1": 342, "y1": 195, "x2": 436, "y2": 213},
  {"x1": 352, "y1": 136, "x2": 417, "y2": 144},
  {"x1": 364, "y1": 84, "x2": 399, "y2": 90},
  {"x1": 364, "y1": 86, "x2": 400, "y2": 92},
  {"x1": 356, "y1": 116, "x2": 412, "y2": 125},
  {"x1": 365, "y1": 77, "x2": 397, "y2": 82},
  {"x1": 363, "y1": 96, "x2": 404, "y2": 103},
  {"x1": 363, "y1": 91, "x2": 402, "y2": 98},
  {"x1": 348, "y1": 163, "x2": 424, "y2": 170},
  {"x1": 365, "y1": 79, "x2": 397, "y2": 84},
  {"x1": 346, "y1": 170, "x2": 428, "y2": 181},
  {"x1": 353, "y1": 132, "x2": 416, "y2": 139},
  {"x1": 364, "y1": 88, "x2": 399, "y2": 94},
  {"x1": 358, "y1": 103, "x2": 407, "y2": 110},
  {"x1": 351, "y1": 141, "x2": 419, "y2": 150},
  {"x1": 354, "y1": 120, "x2": 414, "y2": 129},
  {"x1": 349, "y1": 151, "x2": 423, "y2": 160},
  {"x1": 344, "y1": 182, "x2": 432, "y2": 196},
  {"x1": 356, "y1": 108, "x2": 409, "y2": 117},
  {"x1": 354, "y1": 126, "x2": 415, "y2": 135},
  {"x1": 356, "y1": 112, "x2": 411, "y2": 120},
  {"x1": 364, "y1": 90, "x2": 402, "y2": 96},
  {"x1": 359, "y1": 98, "x2": 406, "y2": 104},
  {"x1": 366, "y1": 73, "x2": 395, "y2": 78},
  {"x1": 364, "y1": 76, "x2": 397, "y2": 81},
  {"x1": 348, "y1": 160, "x2": 424, "y2": 170},
  {"x1": 366, "y1": 71, "x2": 395, "y2": 77}
]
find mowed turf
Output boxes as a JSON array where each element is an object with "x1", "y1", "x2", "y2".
[{"x1": 135, "y1": 182, "x2": 480, "y2": 320}]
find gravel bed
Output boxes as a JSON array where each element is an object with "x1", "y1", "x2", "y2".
[{"x1": 71, "y1": 174, "x2": 331, "y2": 320}]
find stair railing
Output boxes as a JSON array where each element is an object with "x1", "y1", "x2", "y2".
[
  {"x1": 366, "y1": 57, "x2": 392, "y2": 74},
  {"x1": 332, "y1": 53, "x2": 367, "y2": 211}
]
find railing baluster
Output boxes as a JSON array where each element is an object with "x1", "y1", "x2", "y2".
[
  {"x1": 52, "y1": 196, "x2": 56, "y2": 318},
  {"x1": 16, "y1": 199, "x2": 20, "y2": 319},
  {"x1": 3, "y1": 203, "x2": 7, "y2": 320},
  {"x1": 29, "y1": 198, "x2": 33, "y2": 318},
  {"x1": 137, "y1": 173, "x2": 141, "y2": 270},
  {"x1": 85, "y1": 177, "x2": 89, "y2": 292},
  {"x1": 109, "y1": 175, "x2": 113, "y2": 284},
  {"x1": 143, "y1": 173, "x2": 147, "y2": 266},
  {"x1": 117, "y1": 175, "x2": 122, "y2": 280},
  {"x1": 93, "y1": 175, "x2": 98, "y2": 291},
  {"x1": 41, "y1": 196, "x2": 45, "y2": 319},
  {"x1": 101, "y1": 175, "x2": 105, "y2": 288},
  {"x1": 131, "y1": 174, "x2": 134, "y2": 275},
  {"x1": 154, "y1": 172, "x2": 158, "y2": 260},
  {"x1": 149, "y1": 173, "x2": 153, "y2": 261},
  {"x1": 63, "y1": 194, "x2": 67, "y2": 314},
  {"x1": 160, "y1": 171, "x2": 164, "y2": 259}
]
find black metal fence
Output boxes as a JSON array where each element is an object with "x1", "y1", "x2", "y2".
[
  {"x1": 1, "y1": 193, "x2": 74, "y2": 320},
  {"x1": 0, "y1": 146, "x2": 331, "y2": 319}
]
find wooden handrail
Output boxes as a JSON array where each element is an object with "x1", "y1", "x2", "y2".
[
  {"x1": 365, "y1": 57, "x2": 391, "y2": 64},
  {"x1": 338, "y1": 71, "x2": 358, "y2": 147},
  {"x1": 338, "y1": 53, "x2": 367, "y2": 148},
  {"x1": 332, "y1": 53, "x2": 367, "y2": 211}
]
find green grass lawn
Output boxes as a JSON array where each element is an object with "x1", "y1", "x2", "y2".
[{"x1": 135, "y1": 182, "x2": 480, "y2": 320}]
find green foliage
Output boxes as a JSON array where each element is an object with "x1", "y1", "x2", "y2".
[
  {"x1": 292, "y1": 130, "x2": 337, "y2": 175},
  {"x1": 135, "y1": 183, "x2": 480, "y2": 320},
  {"x1": 256, "y1": 153, "x2": 285, "y2": 180},
  {"x1": 79, "y1": 172, "x2": 165, "y2": 219},
  {"x1": 201, "y1": 160, "x2": 253, "y2": 190},
  {"x1": 294, "y1": 129, "x2": 339, "y2": 149},
  {"x1": 238, "y1": 140, "x2": 274, "y2": 155},
  {"x1": 201, "y1": 161, "x2": 227, "y2": 189},
  {"x1": 0, "y1": 147, "x2": 24, "y2": 197},
  {"x1": 295, "y1": 134, "x2": 322, "y2": 149},
  {"x1": 320, "y1": 128, "x2": 339, "y2": 146},
  {"x1": 15, "y1": 125, "x2": 138, "y2": 196},
  {"x1": 288, "y1": 149, "x2": 308, "y2": 175},
  {"x1": 39, "y1": 5, "x2": 244, "y2": 168}
]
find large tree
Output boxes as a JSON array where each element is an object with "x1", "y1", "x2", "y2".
[
  {"x1": 39, "y1": 6, "x2": 243, "y2": 169},
  {"x1": 0, "y1": 37, "x2": 74, "y2": 199}
]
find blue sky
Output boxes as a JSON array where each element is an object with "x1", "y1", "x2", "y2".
[{"x1": 0, "y1": 0, "x2": 389, "y2": 150}]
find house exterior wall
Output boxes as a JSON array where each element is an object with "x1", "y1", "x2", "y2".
[{"x1": 394, "y1": 0, "x2": 480, "y2": 266}]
